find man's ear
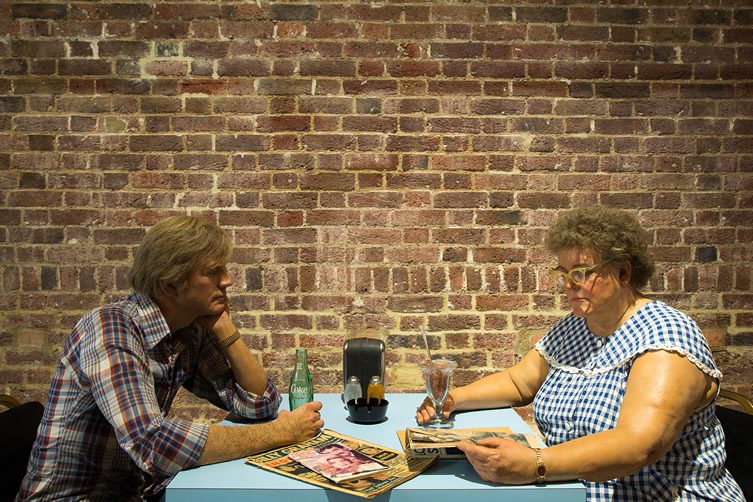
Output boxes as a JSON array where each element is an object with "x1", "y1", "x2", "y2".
[{"x1": 157, "y1": 280, "x2": 179, "y2": 299}]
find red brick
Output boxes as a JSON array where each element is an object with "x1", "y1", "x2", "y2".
[
  {"x1": 427, "y1": 314, "x2": 481, "y2": 331},
  {"x1": 130, "y1": 172, "x2": 185, "y2": 189},
  {"x1": 296, "y1": 59, "x2": 355, "y2": 77},
  {"x1": 468, "y1": 61, "x2": 524, "y2": 80},
  {"x1": 11, "y1": 40, "x2": 65, "y2": 57},
  {"x1": 384, "y1": 135, "x2": 439, "y2": 152},
  {"x1": 129, "y1": 135, "x2": 182, "y2": 152},
  {"x1": 343, "y1": 79, "x2": 397, "y2": 96},
  {"x1": 12, "y1": 3, "x2": 66, "y2": 19},
  {"x1": 385, "y1": 61, "x2": 441, "y2": 77},
  {"x1": 213, "y1": 58, "x2": 269, "y2": 77},
  {"x1": 430, "y1": 192, "x2": 483, "y2": 208}
]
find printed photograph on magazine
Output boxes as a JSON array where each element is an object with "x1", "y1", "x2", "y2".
[{"x1": 288, "y1": 443, "x2": 389, "y2": 483}]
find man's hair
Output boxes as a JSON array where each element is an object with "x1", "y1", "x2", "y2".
[
  {"x1": 129, "y1": 215, "x2": 232, "y2": 299},
  {"x1": 544, "y1": 206, "x2": 655, "y2": 289}
]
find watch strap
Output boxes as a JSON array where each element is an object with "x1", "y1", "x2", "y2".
[{"x1": 534, "y1": 447, "x2": 547, "y2": 484}]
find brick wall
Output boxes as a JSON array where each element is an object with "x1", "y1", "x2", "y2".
[{"x1": 1, "y1": 1, "x2": 752, "y2": 420}]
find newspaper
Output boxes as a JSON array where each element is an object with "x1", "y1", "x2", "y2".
[
  {"x1": 245, "y1": 429, "x2": 437, "y2": 499},
  {"x1": 398, "y1": 426, "x2": 543, "y2": 459}
]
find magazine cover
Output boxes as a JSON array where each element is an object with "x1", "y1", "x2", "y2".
[
  {"x1": 245, "y1": 429, "x2": 437, "y2": 499},
  {"x1": 288, "y1": 443, "x2": 388, "y2": 483},
  {"x1": 398, "y1": 426, "x2": 543, "y2": 459}
]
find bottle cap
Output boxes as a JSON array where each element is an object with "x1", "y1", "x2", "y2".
[
  {"x1": 347, "y1": 375, "x2": 360, "y2": 383},
  {"x1": 369, "y1": 375, "x2": 382, "y2": 385}
]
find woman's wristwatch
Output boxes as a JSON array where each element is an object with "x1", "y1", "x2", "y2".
[{"x1": 534, "y1": 448, "x2": 547, "y2": 484}]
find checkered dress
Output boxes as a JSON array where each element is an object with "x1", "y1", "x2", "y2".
[
  {"x1": 19, "y1": 292, "x2": 282, "y2": 501},
  {"x1": 534, "y1": 301, "x2": 744, "y2": 501}
]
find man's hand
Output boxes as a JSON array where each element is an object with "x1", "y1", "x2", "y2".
[
  {"x1": 196, "y1": 301, "x2": 235, "y2": 340},
  {"x1": 274, "y1": 401, "x2": 324, "y2": 444},
  {"x1": 457, "y1": 437, "x2": 537, "y2": 485}
]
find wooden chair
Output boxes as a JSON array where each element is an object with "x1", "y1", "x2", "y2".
[
  {"x1": 0, "y1": 394, "x2": 21, "y2": 409},
  {"x1": 718, "y1": 388, "x2": 753, "y2": 414},
  {"x1": 716, "y1": 389, "x2": 753, "y2": 500}
]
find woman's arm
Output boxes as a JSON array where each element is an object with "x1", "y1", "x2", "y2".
[
  {"x1": 417, "y1": 348, "x2": 549, "y2": 424},
  {"x1": 453, "y1": 348, "x2": 550, "y2": 410},
  {"x1": 546, "y1": 349, "x2": 714, "y2": 481},
  {"x1": 459, "y1": 349, "x2": 714, "y2": 484}
]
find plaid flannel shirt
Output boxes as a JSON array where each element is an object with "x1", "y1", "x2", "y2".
[{"x1": 18, "y1": 292, "x2": 281, "y2": 501}]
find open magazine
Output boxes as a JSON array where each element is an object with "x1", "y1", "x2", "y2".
[
  {"x1": 246, "y1": 429, "x2": 437, "y2": 499},
  {"x1": 288, "y1": 443, "x2": 388, "y2": 483},
  {"x1": 398, "y1": 426, "x2": 543, "y2": 459}
]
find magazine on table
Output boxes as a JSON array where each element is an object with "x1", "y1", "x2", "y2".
[
  {"x1": 245, "y1": 429, "x2": 437, "y2": 499},
  {"x1": 398, "y1": 426, "x2": 543, "y2": 459},
  {"x1": 288, "y1": 442, "x2": 389, "y2": 483}
]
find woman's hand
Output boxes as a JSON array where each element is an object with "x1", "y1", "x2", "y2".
[
  {"x1": 416, "y1": 392, "x2": 457, "y2": 425},
  {"x1": 457, "y1": 437, "x2": 537, "y2": 485}
]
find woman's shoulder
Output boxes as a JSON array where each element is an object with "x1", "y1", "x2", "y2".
[
  {"x1": 628, "y1": 300, "x2": 702, "y2": 344},
  {"x1": 611, "y1": 300, "x2": 721, "y2": 377}
]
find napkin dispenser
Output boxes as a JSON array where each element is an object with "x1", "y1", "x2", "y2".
[{"x1": 343, "y1": 337, "x2": 385, "y2": 397}]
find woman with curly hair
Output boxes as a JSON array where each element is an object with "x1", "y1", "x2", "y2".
[{"x1": 417, "y1": 206, "x2": 743, "y2": 501}]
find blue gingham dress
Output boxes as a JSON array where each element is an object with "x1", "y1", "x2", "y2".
[{"x1": 534, "y1": 301, "x2": 744, "y2": 501}]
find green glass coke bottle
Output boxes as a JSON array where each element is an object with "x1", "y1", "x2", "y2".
[{"x1": 288, "y1": 348, "x2": 314, "y2": 410}]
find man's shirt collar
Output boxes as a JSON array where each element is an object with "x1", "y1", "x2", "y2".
[{"x1": 130, "y1": 291, "x2": 174, "y2": 350}]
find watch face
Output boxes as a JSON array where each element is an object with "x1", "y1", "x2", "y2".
[{"x1": 537, "y1": 464, "x2": 547, "y2": 477}]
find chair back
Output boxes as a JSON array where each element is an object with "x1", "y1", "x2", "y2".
[
  {"x1": 0, "y1": 396, "x2": 44, "y2": 500},
  {"x1": 716, "y1": 389, "x2": 753, "y2": 501}
]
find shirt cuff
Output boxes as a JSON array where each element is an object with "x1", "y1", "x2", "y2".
[
  {"x1": 230, "y1": 377, "x2": 281, "y2": 419},
  {"x1": 157, "y1": 418, "x2": 210, "y2": 474}
]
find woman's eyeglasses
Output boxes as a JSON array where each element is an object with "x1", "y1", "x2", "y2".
[{"x1": 549, "y1": 260, "x2": 613, "y2": 288}]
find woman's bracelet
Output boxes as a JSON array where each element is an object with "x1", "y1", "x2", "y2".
[{"x1": 219, "y1": 330, "x2": 241, "y2": 349}]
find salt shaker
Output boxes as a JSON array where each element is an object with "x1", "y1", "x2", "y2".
[{"x1": 343, "y1": 375, "x2": 362, "y2": 407}]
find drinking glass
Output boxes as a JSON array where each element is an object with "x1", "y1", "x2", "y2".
[{"x1": 420, "y1": 359, "x2": 457, "y2": 428}]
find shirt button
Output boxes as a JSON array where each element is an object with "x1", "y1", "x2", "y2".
[{"x1": 565, "y1": 422, "x2": 573, "y2": 432}]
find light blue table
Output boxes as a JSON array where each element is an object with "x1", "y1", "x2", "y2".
[{"x1": 166, "y1": 393, "x2": 586, "y2": 501}]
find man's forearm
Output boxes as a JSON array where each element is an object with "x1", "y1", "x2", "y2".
[
  {"x1": 221, "y1": 333, "x2": 268, "y2": 395},
  {"x1": 196, "y1": 421, "x2": 285, "y2": 466},
  {"x1": 196, "y1": 403, "x2": 324, "y2": 466}
]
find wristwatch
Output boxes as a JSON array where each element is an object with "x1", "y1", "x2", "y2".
[{"x1": 534, "y1": 448, "x2": 547, "y2": 484}]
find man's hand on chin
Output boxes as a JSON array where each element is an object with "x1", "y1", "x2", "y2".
[{"x1": 196, "y1": 305, "x2": 235, "y2": 339}]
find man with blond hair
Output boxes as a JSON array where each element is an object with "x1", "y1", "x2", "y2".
[{"x1": 19, "y1": 216, "x2": 324, "y2": 501}]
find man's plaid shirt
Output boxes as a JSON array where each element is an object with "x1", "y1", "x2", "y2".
[{"x1": 18, "y1": 292, "x2": 281, "y2": 501}]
